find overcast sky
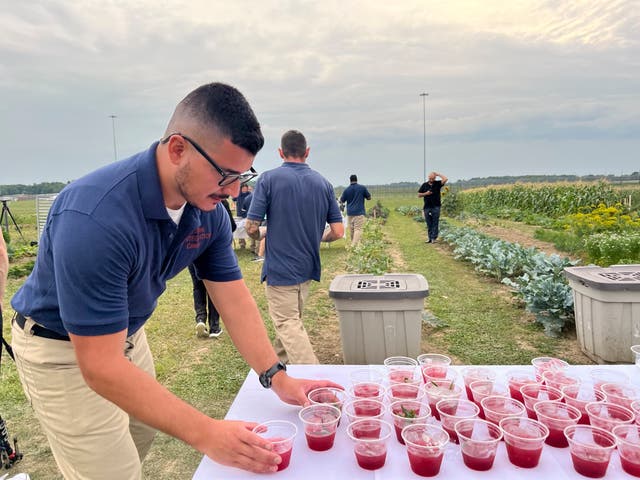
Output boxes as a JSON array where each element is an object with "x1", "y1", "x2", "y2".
[{"x1": 1, "y1": 0, "x2": 638, "y2": 187}]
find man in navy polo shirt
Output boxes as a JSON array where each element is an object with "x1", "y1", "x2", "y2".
[
  {"x1": 10, "y1": 83, "x2": 339, "y2": 479},
  {"x1": 246, "y1": 130, "x2": 344, "y2": 365},
  {"x1": 340, "y1": 174, "x2": 372, "y2": 245}
]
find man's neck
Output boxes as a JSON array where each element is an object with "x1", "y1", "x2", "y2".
[{"x1": 283, "y1": 157, "x2": 306, "y2": 164}]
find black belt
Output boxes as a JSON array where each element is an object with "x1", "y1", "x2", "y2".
[{"x1": 15, "y1": 313, "x2": 70, "y2": 341}]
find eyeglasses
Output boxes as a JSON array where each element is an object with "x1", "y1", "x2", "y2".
[{"x1": 161, "y1": 133, "x2": 258, "y2": 186}]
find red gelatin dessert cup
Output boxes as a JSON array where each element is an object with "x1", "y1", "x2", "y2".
[
  {"x1": 401, "y1": 423, "x2": 449, "y2": 477},
  {"x1": 520, "y1": 383, "x2": 563, "y2": 420},
  {"x1": 389, "y1": 399, "x2": 431, "y2": 444},
  {"x1": 417, "y1": 353, "x2": 452, "y2": 382},
  {"x1": 387, "y1": 382, "x2": 425, "y2": 402},
  {"x1": 562, "y1": 382, "x2": 607, "y2": 425},
  {"x1": 252, "y1": 420, "x2": 298, "y2": 471},
  {"x1": 343, "y1": 398, "x2": 386, "y2": 423},
  {"x1": 346, "y1": 419, "x2": 392, "y2": 471},
  {"x1": 298, "y1": 404, "x2": 341, "y2": 451},
  {"x1": 461, "y1": 366, "x2": 496, "y2": 401},
  {"x1": 533, "y1": 400, "x2": 581, "y2": 448},
  {"x1": 436, "y1": 398, "x2": 480, "y2": 444},
  {"x1": 613, "y1": 424, "x2": 640, "y2": 477},
  {"x1": 424, "y1": 379, "x2": 462, "y2": 421},
  {"x1": 505, "y1": 368, "x2": 538, "y2": 403},
  {"x1": 585, "y1": 401, "x2": 635, "y2": 433},
  {"x1": 500, "y1": 416, "x2": 549, "y2": 469},
  {"x1": 469, "y1": 379, "x2": 508, "y2": 419},
  {"x1": 347, "y1": 383, "x2": 386, "y2": 401},
  {"x1": 455, "y1": 418, "x2": 502, "y2": 471},
  {"x1": 565, "y1": 424, "x2": 616, "y2": 478}
]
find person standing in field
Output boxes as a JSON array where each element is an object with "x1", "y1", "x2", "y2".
[
  {"x1": 339, "y1": 174, "x2": 371, "y2": 246},
  {"x1": 245, "y1": 130, "x2": 344, "y2": 365},
  {"x1": 10, "y1": 83, "x2": 340, "y2": 479},
  {"x1": 418, "y1": 171, "x2": 448, "y2": 243}
]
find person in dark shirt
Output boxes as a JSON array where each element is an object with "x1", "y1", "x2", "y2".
[
  {"x1": 418, "y1": 171, "x2": 448, "y2": 243},
  {"x1": 191, "y1": 198, "x2": 236, "y2": 338},
  {"x1": 339, "y1": 174, "x2": 371, "y2": 245}
]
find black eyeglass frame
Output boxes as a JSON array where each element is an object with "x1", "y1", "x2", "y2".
[{"x1": 161, "y1": 133, "x2": 257, "y2": 186}]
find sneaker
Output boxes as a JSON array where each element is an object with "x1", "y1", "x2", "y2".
[
  {"x1": 196, "y1": 321, "x2": 209, "y2": 338},
  {"x1": 251, "y1": 256, "x2": 264, "y2": 262},
  {"x1": 425, "y1": 239, "x2": 432, "y2": 243},
  {"x1": 209, "y1": 328, "x2": 223, "y2": 338}
]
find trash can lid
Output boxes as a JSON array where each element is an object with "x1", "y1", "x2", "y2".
[
  {"x1": 328, "y1": 273, "x2": 429, "y2": 299},
  {"x1": 563, "y1": 265, "x2": 640, "y2": 291}
]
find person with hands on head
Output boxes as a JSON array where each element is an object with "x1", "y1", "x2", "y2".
[
  {"x1": 9, "y1": 83, "x2": 340, "y2": 479},
  {"x1": 418, "y1": 171, "x2": 448, "y2": 243}
]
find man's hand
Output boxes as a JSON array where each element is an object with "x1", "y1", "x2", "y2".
[
  {"x1": 271, "y1": 373, "x2": 343, "y2": 406},
  {"x1": 245, "y1": 219, "x2": 263, "y2": 241},
  {"x1": 201, "y1": 419, "x2": 283, "y2": 473}
]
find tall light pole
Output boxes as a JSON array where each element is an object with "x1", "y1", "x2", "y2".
[
  {"x1": 419, "y1": 93, "x2": 428, "y2": 181},
  {"x1": 109, "y1": 114, "x2": 118, "y2": 162}
]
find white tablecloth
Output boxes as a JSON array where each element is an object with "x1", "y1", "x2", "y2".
[{"x1": 192, "y1": 364, "x2": 638, "y2": 479}]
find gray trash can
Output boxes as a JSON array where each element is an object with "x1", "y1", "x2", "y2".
[
  {"x1": 564, "y1": 264, "x2": 640, "y2": 364},
  {"x1": 328, "y1": 273, "x2": 429, "y2": 364}
]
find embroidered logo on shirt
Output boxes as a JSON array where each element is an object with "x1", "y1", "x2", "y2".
[{"x1": 184, "y1": 227, "x2": 212, "y2": 249}]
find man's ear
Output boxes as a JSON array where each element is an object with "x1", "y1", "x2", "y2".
[
  {"x1": 167, "y1": 136, "x2": 187, "y2": 166},
  {"x1": 278, "y1": 148, "x2": 285, "y2": 160},
  {"x1": 303, "y1": 147, "x2": 310, "y2": 159}
]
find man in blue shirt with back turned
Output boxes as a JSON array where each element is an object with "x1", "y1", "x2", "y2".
[
  {"x1": 246, "y1": 130, "x2": 343, "y2": 364},
  {"x1": 9, "y1": 83, "x2": 339, "y2": 479},
  {"x1": 340, "y1": 174, "x2": 371, "y2": 245}
]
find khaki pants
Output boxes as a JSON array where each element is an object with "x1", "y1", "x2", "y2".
[
  {"x1": 348, "y1": 215, "x2": 366, "y2": 245},
  {"x1": 265, "y1": 281, "x2": 318, "y2": 364},
  {"x1": 12, "y1": 317, "x2": 157, "y2": 480}
]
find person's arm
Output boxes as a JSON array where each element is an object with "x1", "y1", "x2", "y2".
[
  {"x1": 436, "y1": 172, "x2": 448, "y2": 185},
  {"x1": 71, "y1": 330, "x2": 282, "y2": 473},
  {"x1": 245, "y1": 219, "x2": 263, "y2": 241},
  {"x1": 364, "y1": 187, "x2": 371, "y2": 201},
  {"x1": 0, "y1": 232, "x2": 7, "y2": 305},
  {"x1": 321, "y1": 222, "x2": 344, "y2": 242}
]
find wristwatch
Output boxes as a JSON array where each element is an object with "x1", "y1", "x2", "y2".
[{"x1": 259, "y1": 361, "x2": 287, "y2": 388}]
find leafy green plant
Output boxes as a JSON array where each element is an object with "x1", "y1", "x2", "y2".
[
  {"x1": 347, "y1": 219, "x2": 392, "y2": 274},
  {"x1": 367, "y1": 200, "x2": 390, "y2": 222}
]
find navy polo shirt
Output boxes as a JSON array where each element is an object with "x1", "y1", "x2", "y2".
[
  {"x1": 339, "y1": 183, "x2": 371, "y2": 216},
  {"x1": 11, "y1": 142, "x2": 241, "y2": 337},
  {"x1": 247, "y1": 162, "x2": 342, "y2": 286}
]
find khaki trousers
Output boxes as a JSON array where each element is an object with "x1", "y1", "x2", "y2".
[
  {"x1": 11, "y1": 317, "x2": 157, "y2": 480},
  {"x1": 265, "y1": 281, "x2": 318, "y2": 364},
  {"x1": 348, "y1": 215, "x2": 366, "y2": 245}
]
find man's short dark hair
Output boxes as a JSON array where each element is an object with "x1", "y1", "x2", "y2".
[
  {"x1": 350, "y1": 174, "x2": 358, "y2": 183},
  {"x1": 170, "y1": 83, "x2": 264, "y2": 155},
  {"x1": 281, "y1": 130, "x2": 307, "y2": 158}
]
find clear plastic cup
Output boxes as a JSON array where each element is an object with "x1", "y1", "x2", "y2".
[
  {"x1": 562, "y1": 382, "x2": 608, "y2": 425},
  {"x1": 565, "y1": 424, "x2": 617, "y2": 478},
  {"x1": 520, "y1": 383, "x2": 563, "y2": 420},
  {"x1": 401, "y1": 423, "x2": 449, "y2": 477},
  {"x1": 252, "y1": 420, "x2": 298, "y2": 471},
  {"x1": 531, "y1": 356, "x2": 569, "y2": 382},
  {"x1": 533, "y1": 400, "x2": 582, "y2": 448},
  {"x1": 422, "y1": 367, "x2": 459, "y2": 388},
  {"x1": 343, "y1": 398, "x2": 386, "y2": 423},
  {"x1": 417, "y1": 353, "x2": 452, "y2": 381},
  {"x1": 349, "y1": 367, "x2": 385, "y2": 386},
  {"x1": 387, "y1": 382, "x2": 425, "y2": 404},
  {"x1": 631, "y1": 345, "x2": 640, "y2": 369},
  {"x1": 632, "y1": 400, "x2": 640, "y2": 425},
  {"x1": 436, "y1": 398, "x2": 480, "y2": 444},
  {"x1": 585, "y1": 401, "x2": 635, "y2": 433},
  {"x1": 600, "y1": 382, "x2": 640, "y2": 410},
  {"x1": 499, "y1": 417, "x2": 549, "y2": 469},
  {"x1": 298, "y1": 404, "x2": 341, "y2": 451},
  {"x1": 389, "y1": 399, "x2": 432, "y2": 444},
  {"x1": 505, "y1": 368, "x2": 538, "y2": 402},
  {"x1": 347, "y1": 383, "x2": 386, "y2": 401},
  {"x1": 469, "y1": 379, "x2": 508, "y2": 419},
  {"x1": 589, "y1": 368, "x2": 630, "y2": 391},
  {"x1": 542, "y1": 369, "x2": 580, "y2": 391},
  {"x1": 308, "y1": 387, "x2": 346, "y2": 410},
  {"x1": 480, "y1": 395, "x2": 526, "y2": 426},
  {"x1": 424, "y1": 378, "x2": 463, "y2": 421},
  {"x1": 461, "y1": 367, "x2": 496, "y2": 401},
  {"x1": 613, "y1": 424, "x2": 640, "y2": 477},
  {"x1": 455, "y1": 418, "x2": 503, "y2": 471},
  {"x1": 346, "y1": 418, "x2": 392, "y2": 471},
  {"x1": 384, "y1": 356, "x2": 422, "y2": 388}
]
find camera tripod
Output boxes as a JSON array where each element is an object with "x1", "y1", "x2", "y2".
[{"x1": 0, "y1": 199, "x2": 25, "y2": 242}]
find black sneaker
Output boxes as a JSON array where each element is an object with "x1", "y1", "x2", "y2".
[{"x1": 209, "y1": 328, "x2": 223, "y2": 338}]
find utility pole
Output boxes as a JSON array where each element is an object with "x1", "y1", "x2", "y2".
[
  {"x1": 109, "y1": 114, "x2": 118, "y2": 162},
  {"x1": 419, "y1": 93, "x2": 428, "y2": 181}
]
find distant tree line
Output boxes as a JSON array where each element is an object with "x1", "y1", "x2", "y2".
[
  {"x1": 452, "y1": 172, "x2": 639, "y2": 189},
  {"x1": 0, "y1": 182, "x2": 69, "y2": 195}
]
